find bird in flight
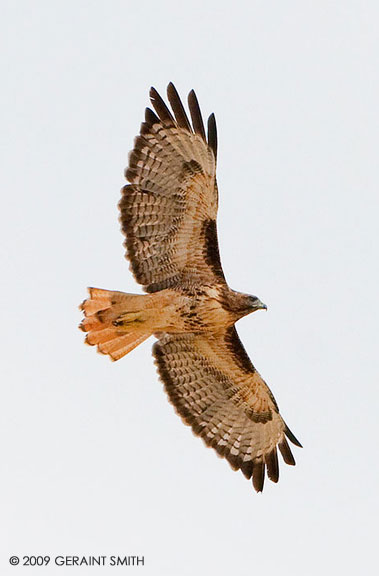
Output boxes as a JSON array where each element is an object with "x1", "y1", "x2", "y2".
[{"x1": 80, "y1": 83, "x2": 301, "y2": 492}]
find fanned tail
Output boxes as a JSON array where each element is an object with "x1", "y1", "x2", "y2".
[{"x1": 79, "y1": 288, "x2": 152, "y2": 361}]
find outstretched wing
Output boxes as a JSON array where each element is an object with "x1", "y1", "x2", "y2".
[
  {"x1": 119, "y1": 83, "x2": 225, "y2": 293},
  {"x1": 153, "y1": 327, "x2": 301, "y2": 492}
]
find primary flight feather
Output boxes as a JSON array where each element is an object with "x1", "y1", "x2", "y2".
[{"x1": 80, "y1": 83, "x2": 301, "y2": 492}]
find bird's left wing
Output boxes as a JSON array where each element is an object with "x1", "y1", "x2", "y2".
[
  {"x1": 120, "y1": 83, "x2": 225, "y2": 293},
  {"x1": 153, "y1": 327, "x2": 301, "y2": 492}
]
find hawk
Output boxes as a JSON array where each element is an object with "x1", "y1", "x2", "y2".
[{"x1": 80, "y1": 83, "x2": 301, "y2": 492}]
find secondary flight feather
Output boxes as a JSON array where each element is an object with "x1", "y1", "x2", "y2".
[{"x1": 80, "y1": 83, "x2": 301, "y2": 492}]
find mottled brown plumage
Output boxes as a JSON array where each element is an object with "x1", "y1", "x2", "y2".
[{"x1": 80, "y1": 83, "x2": 301, "y2": 492}]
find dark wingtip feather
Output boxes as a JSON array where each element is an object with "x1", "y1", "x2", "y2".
[
  {"x1": 149, "y1": 86, "x2": 175, "y2": 125},
  {"x1": 145, "y1": 107, "x2": 160, "y2": 126},
  {"x1": 252, "y1": 458, "x2": 265, "y2": 492},
  {"x1": 167, "y1": 83, "x2": 192, "y2": 131},
  {"x1": 240, "y1": 460, "x2": 254, "y2": 480},
  {"x1": 226, "y1": 452, "x2": 241, "y2": 471},
  {"x1": 265, "y1": 448, "x2": 279, "y2": 483},
  {"x1": 285, "y1": 425, "x2": 303, "y2": 448},
  {"x1": 278, "y1": 437, "x2": 296, "y2": 466},
  {"x1": 207, "y1": 113, "x2": 217, "y2": 160},
  {"x1": 188, "y1": 89, "x2": 206, "y2": 141}
]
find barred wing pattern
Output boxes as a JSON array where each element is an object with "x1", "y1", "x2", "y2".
[
  {"x1": 153, "y1": 327, "x2": 301, "y2": 492},
  {"x1": 120, "y1": 83, "x2": 224, "y2": 293}
]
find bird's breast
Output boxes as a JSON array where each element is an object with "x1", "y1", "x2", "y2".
[{"x1": 182, "y1": 289, "x2": 235, "y2": 332}]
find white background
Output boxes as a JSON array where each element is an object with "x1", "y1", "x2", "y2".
[{"x1": 1, "y1": 1, "x2": 378, "y2": 575}]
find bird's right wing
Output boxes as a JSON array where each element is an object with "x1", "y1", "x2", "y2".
[
  {"x1": 153, "y1": 327, "x2": 301, "y2": 492},
  {"x1": 119, "y1": 83, "x2": 226, "y2": 293}
]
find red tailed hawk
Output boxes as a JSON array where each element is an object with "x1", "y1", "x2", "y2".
[{"x1": 80, "y1": 83, "x2": 301, "y2": 492}]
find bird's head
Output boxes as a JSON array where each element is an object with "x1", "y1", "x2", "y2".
[
  {"x1": 230, "y1": 291, "x2": 267, "y2": 319},
  {"x1": 247, "y1": 295, "x2": 267, "y2": 313}
]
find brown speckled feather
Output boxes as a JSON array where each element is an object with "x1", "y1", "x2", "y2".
[
  {"x1": 153, "y1": 327, "x2": 300, "y2": 492},
  {"x1": 120, "y1": 85, "x2": 222, "y2": 293}
]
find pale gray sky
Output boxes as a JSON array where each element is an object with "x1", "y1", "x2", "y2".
[{"x1": 1, "y1": 1, "x2": 378, "y2": 575}]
